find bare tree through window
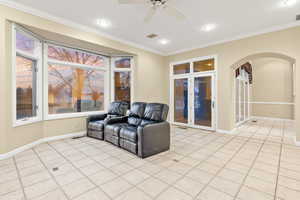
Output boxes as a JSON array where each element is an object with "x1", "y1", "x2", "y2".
[{"x1": 48, "y1": 45, "x2": 106, "y2": 114}]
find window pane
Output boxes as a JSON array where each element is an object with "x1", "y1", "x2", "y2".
[
  {"x1": 194, "y1": 76, "x2": 212, "y2": 127},
  {"x1": 235, "y1": 79, "x2": 240, "y2": 123},
  {"x1": 16, "y1": 30, "x2": 36, "y2": 54},
  {"x1": 48, "y1": 45, "x2": 105, "y2": 67},
  {"x1": 16, "y1": 55, "x2": 36, "y2": 119},
  {"x1": 114, "y1": 72, "x2": 131, "y2": 104},
  {"x1": 173, "y1": 63, "x2": 190, "y2": 74},
  {"x1": 174, "y1": 78, "x2": 188, "y2": 124},
  {"x1": 115, "y1": 58, "x2": 131, "y2": 68},
  {"x1": 48, "y1": 64, "x2": 105, "y2": 114},
  {"x1": 193, "y1": 59, "x2": 214, "y2": 72}
]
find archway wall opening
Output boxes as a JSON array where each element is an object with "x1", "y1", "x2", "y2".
[{"x1": 232, "y1": 53, "x2": 295, "y2": 125}]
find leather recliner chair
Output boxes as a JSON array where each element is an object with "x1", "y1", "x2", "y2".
[
  {"x1": 86, "y1": 101, "x2": 129, "y2": 140},
  {"x1": 104, "y1": 102, "x2": 170, "y2": 158}
]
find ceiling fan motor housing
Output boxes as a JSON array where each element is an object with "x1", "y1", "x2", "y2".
[{"x1": 150, "y1": 0, "x2": 168, "y2": 7}]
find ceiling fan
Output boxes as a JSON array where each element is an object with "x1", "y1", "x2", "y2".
[{"x1": 118, "y1": 0, "x2": 186, "y2": 23}]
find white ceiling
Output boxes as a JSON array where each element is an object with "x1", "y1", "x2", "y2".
[{"x1": 3, "y1": 0, "x2": 300, "y2": 55}]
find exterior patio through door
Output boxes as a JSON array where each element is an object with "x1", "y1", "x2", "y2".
[{"x1": 170, "y1": 56, "x2": 217, "y2": 131}]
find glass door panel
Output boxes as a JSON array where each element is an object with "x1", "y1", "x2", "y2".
[
  {"x1": 235, "y1": 79, "x2": 240, "y2": 123},
  {"x1": 245, "y1": 82, "x2": 249, "y2": 120},
  {"x1": 194, "y1": 76, "x2": 212, "y2": 127},
  {"x1": 240, "y1": 81, "x2": 245, "y2": 122},
  {"x1": 174, "y1": 78, "x2": 189, "y2": 124}
]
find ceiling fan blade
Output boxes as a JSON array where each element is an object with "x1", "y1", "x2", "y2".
[
  {"x1": 163, "y1": 5, "x2": 186, "y2": 21},
  {"x1": 118, "y1": 0, "x2": 146, "y2": 4},
  {"x1": 144, "y1": 7, "x2": 156, "y2": 23}
]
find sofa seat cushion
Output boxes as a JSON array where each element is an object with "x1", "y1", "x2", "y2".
[
  {"x1": 105, "y1": 123, "x2": 127, "y2": 137},
  {"x1": 88, "y1": 120, "x2": 105, "y2": 130},
  {"x1": 119, "y1": 126, "x2": 138, "y2": 143}
]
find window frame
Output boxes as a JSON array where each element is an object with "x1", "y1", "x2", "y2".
[
  {"x1": 12, "y1": 24, "x2": 43, "y2": 127},
  {"x1": 44, "y1": 43, "x2": 110, "y2": 120},
  {"x1": 110, "y1": 57, "x2": 134, "y2": 105}
]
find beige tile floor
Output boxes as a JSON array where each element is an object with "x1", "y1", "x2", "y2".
[{"x1": 0, "y1": 119, "x2": 299, "y2": 200}]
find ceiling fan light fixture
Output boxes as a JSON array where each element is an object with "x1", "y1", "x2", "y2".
[
  {"x1": 96, "y1": 18, "x2": 112, "y2": 28},
  {"x1": 201, "y1": 24, "x2": 217, "y2": 32},
  {"x1": 280, "y1": 0, "x2": 297, "y2": 7},
  {"x1": 159, "y1": 38, "x2": 170, "y2": 45}
]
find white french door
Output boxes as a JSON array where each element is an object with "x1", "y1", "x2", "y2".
[
  {"x1": 171, "y1": 72, "x2": 216, "y2": 131},
  {"x1": 235, "y1": 71, "x2": 250, "y2": 125}
]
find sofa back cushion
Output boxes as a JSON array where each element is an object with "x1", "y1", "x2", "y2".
[
  {"x1": 143, "y1": 103, "x2": 169, "y2": 122},
  {"x1": 108, "y1": 101, "x2": 129, "y2": 116},
  {"x1": 128, "y1": 102, "x2": 146, "y2": 126}
]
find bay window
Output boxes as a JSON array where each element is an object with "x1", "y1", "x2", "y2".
[
  {"x1": 45, "y1": 44, "x2": 109, "y2": 119},
  {"x1": 13, "y1": 26, "x2": 42, "y2": 126},
  {"x1": 12, "y1": 24, "x2": 133, "y2": 125}
]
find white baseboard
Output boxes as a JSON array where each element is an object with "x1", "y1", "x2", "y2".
[
  {"x1": 294, "y1": 137, "x2": 300, "y2": 147},
  {"x1": 0, "y1": 131, "x2": 86, "y2": 160},
  {"x1": 217, "y1": 128, "x2": 237, "y2": 135},
  {"x1": 250, "y1": 116, "x2": 294, "y2": 122}
]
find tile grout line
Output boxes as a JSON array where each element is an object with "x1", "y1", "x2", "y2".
[
  {"x1": 51, "y1": 139, "x2": 154, "y2": 200},
  {"x1": 47, "y1": 140, "x2": 115, "y2": 200},
  {"x1": 232, "y1": 120, "x2": 276, "y2": 200},
  {"x1": 0, "y1": 119, "x2": 295, "y2": 200},
  {"x1": 13, "y1": 156, "x2": 28, "y2": 200},
  {"x1": 78, "y1": 138, "x2": 172, "y2": 200},
  {"x1": 273, "y1": 120, "x2": 285, "y2": 200},
  {"x1": 192, "y1": 125, "x2": 259, "y2": 199},
  {"x1": 78, "y1": 138, "x2": 169, "y2": 199},
  {"x1": 31, "y1": 147, "x2": 71, "y2": 200},
  {"x1": 152, "y1": 133, "x2": 239, "y2": 199}
]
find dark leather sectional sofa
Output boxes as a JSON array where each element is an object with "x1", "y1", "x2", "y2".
[{"x1": 87, "y1": 101, "x2": 170, "y2": 158}]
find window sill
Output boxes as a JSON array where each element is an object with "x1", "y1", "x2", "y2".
[
  {"x1": 45, "y1": 111, "x2": 106, "y2": 121},
  {"x1": 13, "y1": 117, "x2": 42, "y2": 128}
]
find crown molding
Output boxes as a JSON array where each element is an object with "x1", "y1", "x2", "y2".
[
  {"x1": 165, "y1": 21, "x2": 300, "y2": 56},
  {"x1": 1, "y1": 0, "x2": 300, "y2": 57},
  {"x1": 0, "y1": 0, "x2": 165, "y2": 56}
]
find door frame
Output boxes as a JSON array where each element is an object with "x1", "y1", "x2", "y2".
[{"x1": 169, "y1": 55, "x2": 218, "y2": 131}]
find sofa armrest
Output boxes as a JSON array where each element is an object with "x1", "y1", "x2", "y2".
[
  {"x1": 105, "y1": 116, "x2": 128, "y2": 124},
  {"x1": 86, "y1": 114, "x2": 107, "y2": 130},
  {"x1": 137, "y1": 121, "x2": 170, "y2": 158}
]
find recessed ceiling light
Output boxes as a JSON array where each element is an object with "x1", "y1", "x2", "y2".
[
  {"x1": 159, "y1": 39, "x2": 170, "y2": 45},
  {"x1": 96, "y1": 18, "x2": 112, "y2": 28},
  {"x1": 280, "y1": 0, "x2": 297, "y2": 7},
  {"x1": 201, "y1": 24, "x2": 217, "y2": 32}
]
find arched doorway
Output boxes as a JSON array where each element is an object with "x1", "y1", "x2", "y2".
[{"x1": 231, "y1": 52, "x2": 296, "y2": 127}]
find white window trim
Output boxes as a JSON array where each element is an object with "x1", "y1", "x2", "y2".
[
  {"x1": 12, "y1": 24, "x2": 43, "y2": 127},
  {"x1": 44, "y1": 43, "x2": 110, "y2": 120},
  {"x1": 110, "y1": 57, "x2": 134, "y2": 104}
]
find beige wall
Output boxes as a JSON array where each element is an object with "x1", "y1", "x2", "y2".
[
  {"x1": 251, "y1": 104, "x2": 294, "y2": 119},
  {"x1": 251, "y1": 57, "x2": 294, "y2": 119},
  {"x1": 166, "y1": 26, "x2": 300, "y2": 139},
  {"x1": 0, "y1": 5, "x2": 168, "y2": 154}
]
